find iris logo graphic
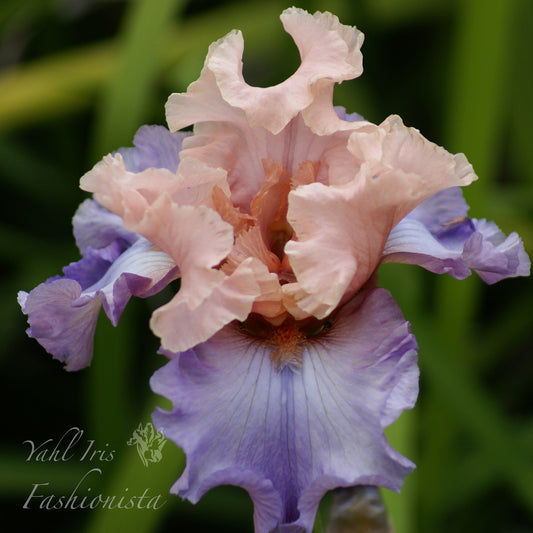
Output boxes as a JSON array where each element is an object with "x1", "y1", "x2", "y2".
[{"x1": 127, "y1": 423, "x2": 166, "y2": 467}]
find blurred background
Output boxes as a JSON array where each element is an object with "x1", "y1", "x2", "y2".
[{"x1": 1, "y1": 0, "x2": 532, "y2": 531}]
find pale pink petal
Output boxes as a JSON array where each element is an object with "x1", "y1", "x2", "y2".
[
  {"x1": 153, "y1": 258, "x2": 267, "y2": 354},
  {"x1": 80, "y1": 154, "x2": 179, "y2": 226},
  {"x1": 348, "y1": 115, "x2": 477, "y2": 196},
  {"x1": 211, "y1": 8, "x2": 364, "y2": 134},
  {"x1": 171, "y1": 157, "x2": 231, "y2": 207},
  {"x1": 166, "y1": 8, "x2": 364, "y2": 135},
  {"x1": 301, "y1": 80, "x2": 372, "y2": 136},
  {"x1": 81, "y1": 152, "x2": 243, "y2": 261},
  {"x1": 125, "y1": 195, "x2": 272, "y2": 352},
  {"x1": 251, "y1": 297, "x2": 287, "y2": 325},
  {"x1": 221, "y1": 227, "x2": 286, "y2": 323},
  {"x1": 131, "y1": 194, "x2": 234, "y2": 308},
  {"x1": 285, "y1": 181, "x2": 369, "y2": 318},
  {"x1": 280, "y1": 282, "x2": 332, "y2": 321},
  {"x1": 285, "y1": 117, "x2": 477, "y2": 318},
  {"x1": 278, "y1": 116, "x2": 356, "y2": 182},
  {"x1": 211, "y1": 185, "x2": 255, "y2": 235},
  {"x1": 178, "y1": 124, "x2": 268, "y2": 210},
  {"x1": 178, "y1": 114, "x2": 359, "y2": 211},
  {"x1": 166, "y1": 58, "x2": 248, "y2": 134},
  {"x1": 223, "y1": 226, "x2": 281, "y2": 275},
  {"x1": 247, "y1": 266, "x2": 286, "y2": 323}
]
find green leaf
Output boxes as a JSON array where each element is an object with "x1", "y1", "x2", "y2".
[
  {"x1": 90, "y1": 0, "x2": 184, "y2": 157},
  {"x1": 0, "y1": 1, "x2": 285, "y2": 132}
]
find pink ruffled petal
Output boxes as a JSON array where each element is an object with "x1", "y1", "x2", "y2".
[
  {"x1": 178, "y1": 124, "x2": 268, "y2": 210},
  {"x1": 171, "y1": 157, "x2": 231, "y2": 207},
  {"x1": 153, "y1": 257, "x2": 265, "y2": 355},
  {"x1": 223, "y1": 226, "x2": 281, "y2": 275},
  {"x1": 166, "y1": 61, "x2": 247, "y2": 135},
  {"x1": 131, "y1": 194, "x2": 234, "y2": 308},
  {"x1": 80, "y1": 153, "x2": 233, "y2": 227},
  {"x1": 178, "y1": 115, "x2": 355, "y2": 210},
  {"x1": 212, "y1": 8, "x2": 364, "y2": 135},
  {"x1": 80, "y1": 154, "x2": 179, "y2": 226},
  {"x1": 166, "y1": 8, "x2": 364, "y2": 135},
  {"x1": 301, "y1": 81, "x2": 372, "y2": 136},
  {"x1": 124, "y1": 194, "x2": 271, "y2": 352},
  {"x1": 348, "y1": 115, "x2": 477, "y2": 192},
  {"x1": 280, "y1": 282, "x2": 333, "y2": 321},
  {"x1": 285, "y1": 116, "x2": 478, "y2": 318},
  {"x1": 221, "y1": 227, "x2": 287, "y2": 323},
  {"x1": 285, "y1": 181, "x2": 371, "y2": 318}
]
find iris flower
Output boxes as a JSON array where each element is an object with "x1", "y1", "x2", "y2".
[{"x1": 19, "y1": 8, "x2": 529, "y2": 533}]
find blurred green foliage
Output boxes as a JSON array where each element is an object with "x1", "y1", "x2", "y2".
[{"x1": 1, "y1": 0, "x2": 532, "y2": 532}]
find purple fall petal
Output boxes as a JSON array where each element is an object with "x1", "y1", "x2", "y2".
[
  {"x1": 464, "y1": 219, "x2": 531, "y2": 283},
  {"x1": 19, "y1": 238, "x2": 177, "y2": 369},
  {"x1": 18, "y1": 280, "x2": 100, "y2": 371},
  {"x1": 63, "y1": 240, "x2": 126, "y2": 290},
  {"x1": 383, "y1": 188, "x2": 531, "y2": 282},
  {"x1": 20, "y1": 208, "x2": 178, "y2": 370},
  {"x1": 80, "y1": 238, "x2": 178, "y2": 326},
  {"x1": 151, "y1": 288, "x2": 418, "y2": 533},
  {"x1": 19, "y1": 237, "x2": 177, "y2": 369},
  {"x1": 116, "y1": 125, "x2": 190, "y2": 173},
  {"x1": 73, "y1": 199, "x2": 137, "y2": 253},
  {"x1": 406, "y1": 186, "x2": 469, "y2": 234}
]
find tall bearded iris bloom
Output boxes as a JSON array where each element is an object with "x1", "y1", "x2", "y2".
[{"x1": 19, "y1": 8, "x2": 529, "y2": 533}]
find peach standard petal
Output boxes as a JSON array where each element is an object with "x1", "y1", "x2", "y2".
[
  {"x1": 285, "y1": 116, "x2": 477, "y2": 318},
  {"x1": 125, "y1": 194, "x2": 263, "y2": 353},
  {"x1": 80, "y1": 154, "x2": 179, "y2": 227},
  {"x1": 131, "y1": 194, "x2": 234, "y2": 308},
  {"x1": 171, "y1": 157, "x2": 231, "y2": 207},
  {"x1": 81, "y1": 153, "x2": 232, "y2": 222},
  {"x1": 151, "y1": 257, "x2": 264, "y2": 354},
  {"x1": 166, "y1": 8, "x2": 364, "y2": 135},
  {"x1": 347, "y1": 115, "x2": 477, "y2": 193},
  {"x1": 177, "y1": 112, "x2": 360, "y2": 212}
]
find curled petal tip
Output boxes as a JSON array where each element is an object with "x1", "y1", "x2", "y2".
[{"x1": 166, "y1": 7, "x2": 364, "y2": 135}]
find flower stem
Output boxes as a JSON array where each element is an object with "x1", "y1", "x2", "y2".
[{"x1": 325, "y1": 486, "x2": 394, "y2": 533}]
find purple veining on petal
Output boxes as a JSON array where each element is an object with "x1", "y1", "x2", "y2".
[
  {"x1": 383, "y1": 188, "x2": 531, "y2": 282},
  {"x1": 151, "y1": 288, "x2": 417, "y2": 533},
  {"x1": 116, "y1": 125, "x2": 190, "y2": 173}
]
